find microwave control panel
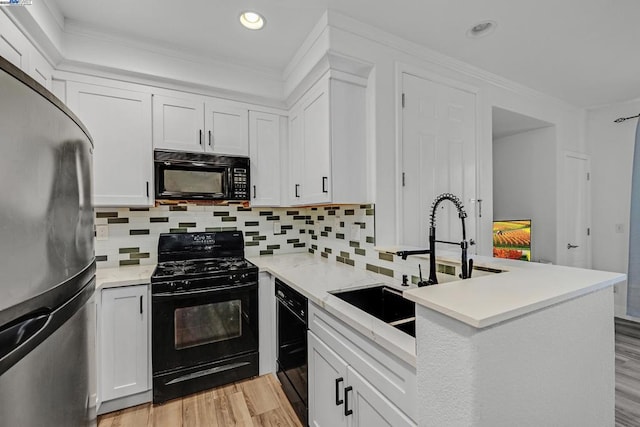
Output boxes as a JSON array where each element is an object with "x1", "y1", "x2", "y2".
[{"x1": 232, "y1": 168, "x2": 248, "y2": 199}]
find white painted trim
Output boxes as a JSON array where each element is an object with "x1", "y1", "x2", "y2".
[
  {"x1": 325, "y1": 10, "x2": 578, "y2": 110},
  {"x1": 64, "y1": 19, "x2": 282, "y2": 80},
  {"x1": 283, "y1": 10, "x2": 329, "y2": 81},
  {"x1": 53, "y1": 67, "x2": 289, "y2": 112}
]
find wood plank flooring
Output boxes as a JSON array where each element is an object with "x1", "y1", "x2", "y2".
[
  {"x1": 98, "y1": 374, "x2": 302, "y2": 427},
  {"x1": 101, "y1": 321, "x2": 640, "y2": 426},
  {"x1": 616, "y1": 318, "x2": 640, "y2": 426}
]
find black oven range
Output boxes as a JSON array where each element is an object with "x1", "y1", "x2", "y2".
[{"x1": 151, "y1": 231, "x2": 258, "y2": 403}]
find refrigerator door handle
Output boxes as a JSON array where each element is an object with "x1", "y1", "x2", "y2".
[
  {"x1": 0, "y1": 280, "x2": 94, "y2": 376},
  {"x1": 0, "y1": 310, "x2": 51, "y2": 360}
]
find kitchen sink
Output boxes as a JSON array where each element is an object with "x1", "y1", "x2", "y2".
[{"x1": 331, "y1": 285, "x2": 415, "y2": 337}]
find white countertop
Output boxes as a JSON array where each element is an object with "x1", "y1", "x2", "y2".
[
  {"x1": 95, "y1": 264, "x2": 155, "y2": 291},
  {"x1": 247, "y1": 253, "x2": 418, "y2": 367},
  {"x1": 391, "y1": 249, "x2": 626, "y2": 328}
]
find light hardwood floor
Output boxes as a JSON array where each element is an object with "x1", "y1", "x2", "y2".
[
  {"x1": 100, "y1": 321, "x2": 640, "y2": 426},
  {"x1": 616, "y1": 318, "x2": 640, "y2": 426},
  {"x1": 98, "y1": 374, "x2": 302, "y2": 427}
]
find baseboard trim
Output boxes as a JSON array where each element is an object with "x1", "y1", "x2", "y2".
[{"x1": 97, "y1": 390, "x2": 152, "y2": 415}]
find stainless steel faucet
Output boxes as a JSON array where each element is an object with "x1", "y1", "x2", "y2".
[{"x1": 397, "y1": 193, "x2": 474, "y2": 286}]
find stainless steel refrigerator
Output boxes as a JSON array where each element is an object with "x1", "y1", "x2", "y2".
[{"x1": 0, "y1": 56, "x2": 96, "y2": 426}]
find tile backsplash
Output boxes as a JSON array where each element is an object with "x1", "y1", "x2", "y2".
[{"x1": 95, "y1": 203, "x2": 461, "y2": 284}]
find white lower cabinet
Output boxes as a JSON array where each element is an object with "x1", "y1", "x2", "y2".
[
  {"x1": 308, "y1": 304, "x2": 416, "y2": 427},
  {"x1": 98, "y1": 285, "x2": 150, "y2": 408}
]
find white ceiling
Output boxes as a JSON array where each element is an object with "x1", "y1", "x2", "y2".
[{"x1": 50, "y1": 0, "x2": 640, "y2": 108}]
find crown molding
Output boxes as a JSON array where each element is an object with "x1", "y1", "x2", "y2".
[{"x1": 325, "y1": 10, "x2": 579, "y2": 112}]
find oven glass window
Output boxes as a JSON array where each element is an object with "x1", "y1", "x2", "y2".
[
  {"x1": 164, "y1": 169, "x2": 223, "y2": 194},
  {"x1": 174, "y1": 300, "x2": 242, "y2": 350}
]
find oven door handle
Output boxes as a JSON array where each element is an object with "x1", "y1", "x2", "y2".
[{"x1": 153, "y1": 281, "x2": 257, "y2": 298}]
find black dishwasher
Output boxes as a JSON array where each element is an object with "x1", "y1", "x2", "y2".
[{"x1": 275, "y1": 279, "x2": 308, "y2": 426}]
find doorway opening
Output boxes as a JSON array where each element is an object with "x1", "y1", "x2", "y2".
[{"x1": 491, "y1": 107, "x2": 556, "y2": 264}]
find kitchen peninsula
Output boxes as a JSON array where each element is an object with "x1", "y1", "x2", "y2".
[{"x1": 251, "y1": 251, "x2": 625, "y2": 426}]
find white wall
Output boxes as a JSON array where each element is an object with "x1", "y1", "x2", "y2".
[
  {"x1": 587, "y1": 99, "x2": 640, "y2": 317},
  {"x1": 493, "y1": 127, "x2": 557, "y2": 263}
]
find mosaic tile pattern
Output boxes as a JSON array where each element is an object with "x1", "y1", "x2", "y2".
[
  {"x1": 94, "y1": 204, "x2": 313, "y2": 267},
  {"x1": 95, "y1": 203, "x2": 462, "y2": 284}
]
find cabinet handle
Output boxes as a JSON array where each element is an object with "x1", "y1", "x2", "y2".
[
  {"x1": 335, "y1": 377, "x2": 344, "y2": 406},
  {"x1": 344, "y1": 386, "x2": 353, "y2": 416},
  {"x1": 322, "y1": 176, "x2": 328, "y2": 193},
  {"x1": 139, "y1": 295, "x2": 143, "y2": 314},
  {"x1": 295, "y1": 184, "x2": 300, "y2": 198},
  {"x1": 208, "y1": 130, "x2": 212, "y2": 147},
  {"x1": 146, "y1": 181, "x2": 149, "y2": 198},
  {"x1": 253, "y1": 185, "x2": 257, "y2": 199},
  {"x1": 199, "y1": 129, "x2": 203, "y2": 145},
  {"x1": 478, "y1": 199, "x2": 483, "y2": 218}
]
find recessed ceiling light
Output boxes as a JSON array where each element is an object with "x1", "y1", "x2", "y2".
[
  {"x1": 466, "y1": 20, "x2": 497, "y2": 38},
  {"x1": 239, "y1": 11, "x2": 265, "y2": 30}
]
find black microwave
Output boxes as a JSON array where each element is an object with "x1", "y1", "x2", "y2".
[{"x1": 154, "y1": 149, "x2": 250, "y2": 201}]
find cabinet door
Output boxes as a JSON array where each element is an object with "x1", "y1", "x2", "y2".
[
  {"x1": 288, "y1": 106, "x2": 304, "y2": 205},
  {"x1": 100, "y1": 285, "x2": 149, "y2": 402},
  {"x1": 205, "y1": 99, "x2": 249, "y2": 156},
  {"x1": 28, "y1": 47, "x2": 53, "y2": 91},
  {"x1": 67, "y1": 82, "x2": 153, "y2": 206},
  {"x1": 249, "y1": 111, "x2": 281, "y2": 206},
  {"x1": 302, "y1": 84, "x2": 331, "y2": 204},
  {"x1": 309, "y1": 331, "x2": 349, "y2": 427},
  {"x1": 153, "y1": 94, "x2": 204, "y2": 152},
  {"x1": 0, "y1": 11, "x2": 30, "y2": 71},
  {"x1": 346, "y1": 367, "x2": 416, "y2": 427}
]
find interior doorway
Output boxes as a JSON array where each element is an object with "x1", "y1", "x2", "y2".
[{"x1": 491, "y1": 107, "x2": 557, "y2": 263}]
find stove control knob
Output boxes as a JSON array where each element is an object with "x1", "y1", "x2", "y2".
[{"x1": 183, "y1": 280, "x2": 190, "y2": 289}]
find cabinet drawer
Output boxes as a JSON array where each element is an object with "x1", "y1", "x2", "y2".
[{"x1": 309, "y1": 303, "x2": 417, "y2": 421}]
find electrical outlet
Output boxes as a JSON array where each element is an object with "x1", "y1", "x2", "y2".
[
  {"x1": 96, "y1": 224, "x2": 109, "y2": 240},
  {"x1": 273, "y1": 221, "x2": 282, "y2": 235}
]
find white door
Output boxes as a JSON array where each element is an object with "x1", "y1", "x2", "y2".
[
  {"x1": 346, "y1": 367, "x2": 416, "y2": 427},
  {"x1": 100, "y1": 285, "x2": 149, "y2": 402},
  {"x1": 66, "y1": 82, "x2": 153, "y2": 206},
  {"x1": 302, "y1": 84, "x2": 331, "y2": 204},
  {"x1": 152, "y1": 94, "x2": 204, "y2": 152},
  {"x1": 401, "y1": 73, "x2": 477, "y2": 248},
  {"x1": 205, "y1": 99, "x2": 249, "y2": 156},
  {"x1": 249, "y1": 111, "x2": 281, "y2": 206},
  {"x1": 563, "y1": 153, "x2": 591, "y2": 268},
  {"x1": 308, "y1": 331, "x2": 349, "y2": 427}
]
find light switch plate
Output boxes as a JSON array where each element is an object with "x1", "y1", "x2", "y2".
[
  {"x1": 273, "y1": 221, "x2": 282, "y2": 235},
  {"x1": 350, "y1": 223, "x2": 361, "y2": 241}
]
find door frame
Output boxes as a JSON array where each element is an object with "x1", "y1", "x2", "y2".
[{"x1": 394, "y1": 62, "x2": 481, "y2": 249}]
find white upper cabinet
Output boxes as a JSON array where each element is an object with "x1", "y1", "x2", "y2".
[
  {"x1": 152, "y1": 95, "x2": 204, "y2": 152},
  {"x1": 205, "y1": 99, "x2": 249, "y2": 156},
  {"x1": 0, "y1": 11, "x2": 30, "y2": 71},
  {"x1": 0, "y1": 11, "x2": 53, "y2": 90},
  {"x1": 288, "y1": 73, "x2": 368, "y2": 206},
  {"x1": 28, "y1": 47, "x2": 53, "y2": 91},
  {"x1": 249, "y1": 111, "x2": 282, "y2": 206},
  {"x1": 67, "y1": 81, "x2": 153, "y2": 207},
  {"x1": 153, "y1": 94, "x2": 249, "y2": 156}
]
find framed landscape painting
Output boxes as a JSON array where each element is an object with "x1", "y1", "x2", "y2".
[{"x1": 493, "y1": 220, "x2": 531, "y2": 261}]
